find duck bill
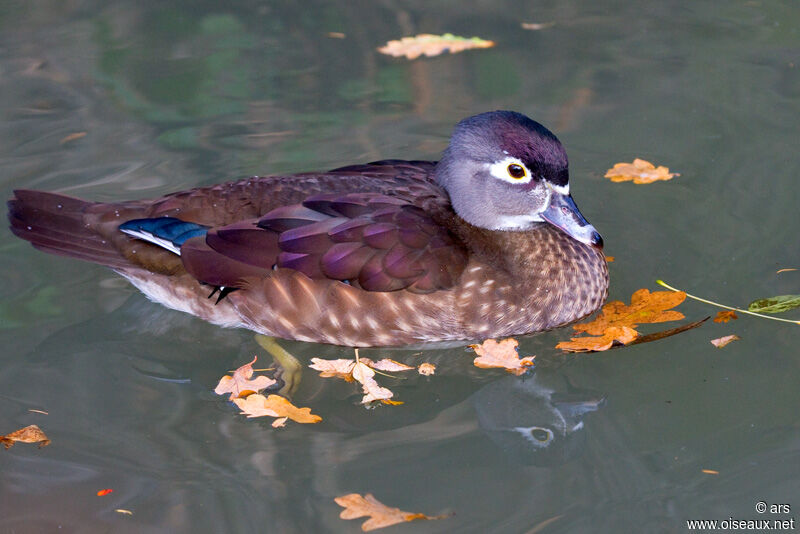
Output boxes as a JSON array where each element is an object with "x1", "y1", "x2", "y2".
[{"x1": 540, "y1": 192, "x2": 603, "y2": 248}]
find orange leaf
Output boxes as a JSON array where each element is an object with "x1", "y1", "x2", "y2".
[
  {"x1": 470, "y1": 338, "x2": 535, "y2": 375},
  {"x1": 573, "y1": 288, "x2": 686, "y2": 336},
  {"x1": 335, "y1": 493, "x2": 449, "y2": 531},
  {"x1": 1, "y1": 424, "x2": 50, "y2": 449},
  {"x1": 710, "y1": 335, "x2": 740, "y2": 348},
  {"x1": 233, "y1": 394, "x2": 321, "y2": 424},
  {"x1": 97, "y1": 489, "x2": 113, "y2": 497},
  {"x1": 604, "y1": 158, "x2": 679, "y2": 184},
  {"x1": 605, "y1": 256, "x2": 615, "y2": 263},
  {"x1": 378, "y1": 34, "x2": 494, "y2": 60},
  {"x1": 556, "y1": 325, "x2": 638, "y2": 352},
  {"x1": 713, "y1": 310, "x2": 738, "y2": 323},
  {"x1": 417, "y1": 363, "x2": 436, "y2": 376},
  {"x1": 214, "y1": 356, "x2": 276, "y2": 401}
]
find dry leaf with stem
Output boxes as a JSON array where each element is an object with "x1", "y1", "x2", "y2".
[
  {"x1": 335, "y1": 493, "x2": 450, "y2": 531},
  {"x1": 352, "y1": 361, "x2": 395, "y2": 404},
  {"x1": 310, "y1": 354, "x2": 416, "y2": 405},
  {"x1": 1, "y1": 424, "x2": 50, "y2": 449},
  {"x1": 604, "y1": 159, "x2": 679, "y2": 184},
  {"x1": 558, "y1": 288, "x2": 687, "y2": 352},
  {"x1": 378, "y1": 33, "x2": 494, "y2": 60},
  {"x1": 233, "y1": 394, "x2": 321, "y2": 424},
  {"x1": 214, "y1": 356, "x2": 276, "y2": 400},
  {"x1": 710, "y1": 335, "x2": 740, "y2": 348},
  {"x1": 713, "y1": 310, "x2": 738, "y2": 323},
  {"x1": 470, "y1": 338, "x2": 535, "y2": 375},
  {"x1": 574, "y1": 289, "x2": 686, "y2": 335}
]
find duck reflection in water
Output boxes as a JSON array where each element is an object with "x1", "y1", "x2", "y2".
[{"x1": 472, "y1": 372, "x2": 605, "y2": 466}]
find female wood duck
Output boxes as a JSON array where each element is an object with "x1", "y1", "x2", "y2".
[{"x1": 8, "y1": 111, "x2": 608, "y2": 347}]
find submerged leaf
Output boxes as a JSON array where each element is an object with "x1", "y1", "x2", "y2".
[
  {"x1": 604, "y1": 159, "x2": 679, "y2": 184},
  {"x1": 1, "y1": 424, "x2": 50, "y2": 449},
  {"x1": 470, "y1": 338, "x2": 535, "y2": 375},
  {"x1": 378, "y1": 33, "x2": 494, "y2": 60},
  {"x1": 214, "y1": 356, "x2": 276, "y2": 400},
  {"x1": 747, "y1": 294, "x2": 800, "y2": 314},
  {"x1": 233, "y1": 394, "x2": 321, "y2": 423},
  {"x1": 713, "y1": 310, "x2": 738, "y2": 323},
  {"x1": 335, "y1": 493, "x2": 449, "y2": 531},
  {"x1": 710, "y1": 335, "x2": 740, "y2": 348}
]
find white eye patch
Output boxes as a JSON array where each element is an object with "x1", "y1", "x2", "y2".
[{"x1": 487, "y1": 157, "x2": 534, "y2": 185}]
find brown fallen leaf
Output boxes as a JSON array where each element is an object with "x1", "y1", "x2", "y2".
[
  {"x1": 335, "y1": 493, "x2": 450, "y2": 531},
  {"x1": 1, "y1": 424, "x2": 51, "y2": 449},
  {"x1": 327, "y1": 32, "x2": 346, "y2": 39},
  {"x1": 558, "y1": 288, "x2": 688, "y2": 352},
  {"x1": 233, "y1": 394, "x2": 321, "y2": 423},
  {"x1": 713, "y1": 310, "x2": 738, "y2": 323},
  {"x1": 710, "y1": 335, "x2": 740, "y2": 348},
  {"x1": 470, "y1": 338, "x2": 535, "y2": 375},
  {"x1": 573, "y1": 288, "x2": 686, "y2": 336},
  {"x1": 702, "y1": 469, "x2": 719, "y2": 475},
  {"x1": 115, "y1": 509, "x2": 133, "y2": 515},
  {"x1": 378, "y1": 33, "x2": 494, "y2": 60},
  {"x1": 604, "y1": 158, "x2": 679, "y2": 184},
  {"x1": 417, "y1": 363, "x2": 436, "y2": 376},
  {"x1": 214, "y1": 356, "x2": 276, "y2": 401},
  {"x1": 776, "y1": 268, "x2": 797, "y2": 274},
  {"x1": 556, "y1": 325, "x2": 638, "y2": 352},
  {"x1": 605, "y1": 256, "x2": 615, "y2": 263}
]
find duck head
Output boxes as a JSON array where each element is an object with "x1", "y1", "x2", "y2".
[{"x1": 435, "y1": 110, "x2": 602, "y2": 248}]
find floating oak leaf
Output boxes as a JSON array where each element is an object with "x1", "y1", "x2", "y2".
[
  {"x1": 556, "y1": 325, "x2": 638, "y2": 352},
  {"x1": 418, "y1": 363, "x2": 436, "y2": 376},
  {"x1": 713, "y1": 310, "x2": 738, "y2": 323},
  {"x1": 335, "y1": 493, "x2": 450, "y2": 531},
  {"x1": 573, "y1": 288, "x2": 686, "y2": 336},
  {"x1": 604, "y1": 159, "x2": 679, "y2": 184},
  {"x1": 710, "y1": 335, "x2": 740, "y2": 348},
  {"x1": 215, "y1": 356, "x2": 276, "y2": 401},
  {"x1": 470, "y1": 338, "x2": 535, "y2": 375},
  {"x1": 1, "y1": 424, "x2": 50, "y2": 449},
  {"x1": 233, "y1": 394, "x2": 321, "y2": 423},
  {"x1": 378, "y1": 33, "x2": 494, "y2": 60},
  {"x1": 747, "y1": 294, "x2": 800, "y2": 314}
]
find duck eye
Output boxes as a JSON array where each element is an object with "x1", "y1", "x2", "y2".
[{"x1": 507, "y1": 164, "x2": 526, "y2": 179}]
